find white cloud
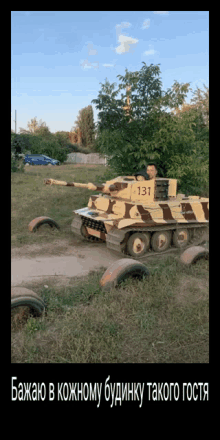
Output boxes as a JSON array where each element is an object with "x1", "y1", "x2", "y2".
[
  {"x1": 103, "y1": 63, "x2": 115, "y2": 67},
  {"x1": 144, "y1": 49, "x2": 156, "y2": 56},
  {"x1": 80, "y1": 58, "x2": 99, "y2": 69},
  {"x1": 116, "y1": 22, "x2": 131, "y2": 31},
  {"x1": 114, "y1": 21, "x2": 138, "y2": 54},
  {"x1": 143, "y1": 44, "x2": 158, "y2": 56},
  {"x1": 153, "y1": 11, "x2": 169, "y2": 14},
  {"x1": 81, "y1": 59, "x2": 92, "y2": 69},
  {"x1": 115, "y1": 22, "x2": 132, "y2": 41},
  {"x1": 115, "y1": 34, "x2": 139, "y2": 54},
  {"x1": 142, "y1": 19, "x2": 150, "y2": 29}
]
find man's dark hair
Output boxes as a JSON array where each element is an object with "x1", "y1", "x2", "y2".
[{"x1": 147, "y1": 163, "x2": 157, "y2": 170}]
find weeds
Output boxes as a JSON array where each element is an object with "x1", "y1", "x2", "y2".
[{"x1": 11, "y1": 257, "x2": 209, "y2": 363}]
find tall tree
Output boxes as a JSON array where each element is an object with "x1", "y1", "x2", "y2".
[
  {"x1": 73, "y1": 105, "x2": 95, "y2": 149},
  {"x1": 27, "y1": 117, "x2": 39, "y2": 133},
  {"x1": 19, "y1": 117, "x2": 49, "y2": 135}
]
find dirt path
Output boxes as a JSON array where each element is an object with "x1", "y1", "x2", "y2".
[
  {"x1": 11, "y1": 239, "x2": 120, "y2": 287},
  {"x1": 11, "y1": 227, "x2": 209, "y2": 288}
]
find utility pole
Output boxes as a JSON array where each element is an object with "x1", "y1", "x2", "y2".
[{"x1": 122, "y1": 85, "x2": 132, "y2": 122}]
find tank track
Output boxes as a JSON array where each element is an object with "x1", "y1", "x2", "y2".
[
  {"x1": 71, "y1": 215, "x2": 208, "y2": 259},
  {"x1": 71, "y1": 216, "x2": 104, "y2": 243},
  {"x1": 106, "y1": 224, "x2": 209, "y2": 260}
]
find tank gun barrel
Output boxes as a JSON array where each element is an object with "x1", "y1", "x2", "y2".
[{"x1": 44, "y1": 178, "x2": 116, "y2": 192}]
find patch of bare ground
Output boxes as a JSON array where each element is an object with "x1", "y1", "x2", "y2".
[
  {"x1": 11, "y1": 238, "x2": 91, "y2": 259},
  {"x1": 175, "y1": 275, "x2": 209, "y2": 305}
]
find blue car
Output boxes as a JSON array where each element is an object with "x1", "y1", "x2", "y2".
[{"x1": 24, "y1": 154, "x2": 60, "y2": 166}]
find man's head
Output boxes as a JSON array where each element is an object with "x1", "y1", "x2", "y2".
[{"x1": 147, "y1": 163, "x2": 158, "y2": 179}]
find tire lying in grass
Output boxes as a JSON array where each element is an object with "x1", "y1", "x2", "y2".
[
  {"x1": 28, "y1": 216, "x2": 60, "y2": 232},
  {"x1": 100, "y1": 258, "x2": 150, "y2": 291},
  {"x1": 180, "y1": 245, "x2": 209, "y2": 265},
  {"x1": 11, "y1": 287, "x2": 46, "y2": 317}
]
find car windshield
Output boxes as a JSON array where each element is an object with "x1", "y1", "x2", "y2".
[{"x1": 43, "y1": 156, "x2": 53, "y2": 160}]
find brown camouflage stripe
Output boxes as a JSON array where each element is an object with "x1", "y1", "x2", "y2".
[
  {"x1": 125, "y1": 202, "x2": 132, "y2": 219},
  {"x1": 180, "y1": 202, "x2": 197, "y2": 221},
  {"x1": 124, "y1": 202, "x2": 155, "y2": 221},
  {"x1": 111, "y1": 182, "x2": 128, "y2": 191},
  {"x1": 106, "y1": 199, "x2": 117, "y2": 214},
  {"x1": 159, "y1": 203, "x2": 177, "y2": 221},
  {"x1": 96, "y1": 184, "x2": 107, "y2": 191},
  {"x1": 90, "y1": 195, "x2": 98, "y2": 209},
  {"x1": 137, "y1": 205, "x2": 157, "y2": 223},
  {"x1": 201, "y1": 201, "x2": 209, "y2": 220}
]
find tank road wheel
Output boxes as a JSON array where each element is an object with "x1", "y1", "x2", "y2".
[
  {"x1": 126, "y1": 232, "x2": 150, "y2": 258},
  {"x1": 151, "y1": 230, "x2": 172, "y2": 253},
  {"x1": 173, "y1": 228, "x2": 190, "y2": 249}
]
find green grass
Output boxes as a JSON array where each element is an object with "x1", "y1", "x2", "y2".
[
  {"x1": 11, "y1": 164, "x2": 107, "y2": 247},
  {"x1": 11, "y1": 257, "x2": 209, "y2": 363},
  {"x1": 11, "y1": 164, "x2": 209, "y2": 363}
]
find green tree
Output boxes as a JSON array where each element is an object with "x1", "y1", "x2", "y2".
[
  {"x1": 92, "y1": 63, "x2": 191, "y2": 172},
  {"x1": 73, "y1": 105, "x2": 95, "y2": 149},
  {"x1": 54, "y1": 131, "x2": 75, "y2": 153},
  {"x1": 11, "y1": 133, "x2": 32, "y2": 158},
  {"x1": 92, "y1": 62, "x2": 208, "y2": 195},
  {"x1": 27, "y1": 135, "x2": 68, "y2": 163},
  {"x1": 11, "y1": 133, "x2": 32, "y2": 172}
]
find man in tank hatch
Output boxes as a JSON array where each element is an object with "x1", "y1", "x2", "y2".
[{"x1": 134, "y1": 163, "x2": 158, "y2": 181}]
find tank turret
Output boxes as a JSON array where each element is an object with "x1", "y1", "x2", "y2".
[
  {"x1": 44, "y1": 176, "x2": 177, "y2": 201},
  {"x1": 44, "y1": 175, "x2": 209, "y2": 258}
]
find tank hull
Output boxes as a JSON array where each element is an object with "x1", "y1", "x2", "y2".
[{"x1": 71, "y1": 196, "x2": 209, "y2": 257}]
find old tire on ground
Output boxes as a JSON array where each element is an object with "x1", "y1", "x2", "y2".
[
  {"x1": 28, "y1": 216, "x2": 60, "y2": 232},
  {"x1": 172, "y1": 228, "x2": 190, "y2": 248},
  {"x1": 11, "y1": 287, "x2": 46, "y2": 317},
  {"x1": 126, "y1": 232, "x2": 150, "y2": 257},
  {"x1": 100, "y1": 258, "x2": 150, "y2": 291},
  {"x1": 151, "y1": 230, "x2": 172, "y2": 253},
  {"x1": 180, "y1": 245, "x2": 209, "y2": 265}
]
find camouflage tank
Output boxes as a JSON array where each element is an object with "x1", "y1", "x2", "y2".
[{"x1": 44, "y1": 176, "x2": 209, "y2": 258}]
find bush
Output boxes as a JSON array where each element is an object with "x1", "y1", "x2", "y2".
[
  {"x1": 11, "y1": 154, "x2": 25, "y2": 173},
  {"x1": 27, "y1": 136, "x2": 68, "y2": 163},
  {"x1": 67, "y1": 143, "x2": 79, "y2": 153},
  {"x1": 11, "y1": 133, "x2": 32, "y2": 157}
]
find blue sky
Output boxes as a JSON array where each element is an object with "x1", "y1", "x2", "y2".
[{"x1": 11, "y1": 10, "x2": 209, "y2": 133}]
